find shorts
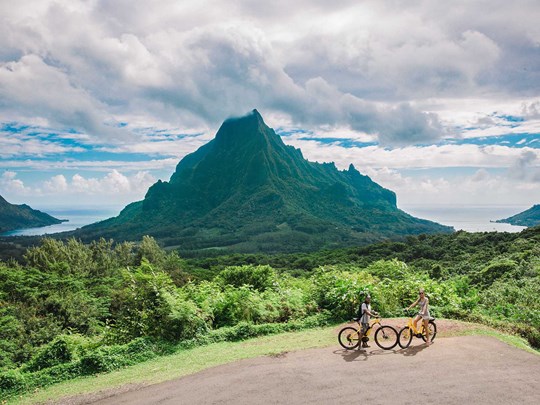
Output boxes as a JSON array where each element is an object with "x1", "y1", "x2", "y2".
[
  {"x1": 418, "y1": 312, "x2": 431, "y2": 320},
  {"x1": 361, "y1": 323, "x2": 369, "y2": 334}
]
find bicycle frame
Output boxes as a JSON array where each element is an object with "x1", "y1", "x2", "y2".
[
  {"x1": 404, "y1": 316, "x2": 423, "y2": 335},
  {"x1": 355, "y1": 317, "x2": 382, "y2": 338},
  {"x1": 339, "y1": 317, "x2": 399, "y2": 350}
]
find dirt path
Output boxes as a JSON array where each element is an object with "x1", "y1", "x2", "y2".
[{"x1": 70, "y1": 334, "x2": 539, "y2": 405}]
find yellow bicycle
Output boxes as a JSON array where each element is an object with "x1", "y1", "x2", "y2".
[
  {"x1": 397, "y1": 311, "x2": 437, "y2": 349},
  {"x1": 338, "y1": 317, "x2": 398, "y2": 350}
]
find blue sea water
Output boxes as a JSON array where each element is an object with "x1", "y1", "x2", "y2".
[
  {"x1": 1, "y1": 204, "x2": 529, "y2": 237},
  {"x1": 1, "y1": 207, "x2": 121, "y2": 236},
  {"x1": 400, "y1": 204, "x2": 528, "y2": 233}
]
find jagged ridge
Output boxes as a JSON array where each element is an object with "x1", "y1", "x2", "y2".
[{"x1": 79, "y1": 110, "x2": 452, "y2": 252}]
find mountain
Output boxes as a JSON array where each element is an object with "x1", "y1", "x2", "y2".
[
  {"x1": 0, "y1": 195, "x2": 63, "y2": 233},
  {"x1": 496, "y1": 205, "x2": 540, "y2": 227},
  {"x1": 79, "y1": 110, "x2": 452, "y2": 252}
]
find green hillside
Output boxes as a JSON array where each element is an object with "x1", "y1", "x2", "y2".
[
  {"x1": 77, "y1": 110, "x2": 451, "y2": 252},
  {"x1": 496, "y1": 205, "x2": 540, "y2": 227},
  {"x1": 0, "y1": 195, "x2": 62, "y2": 233},
  {"x1": 0, "y1": 227, "x2": 538, "y2": 400}
]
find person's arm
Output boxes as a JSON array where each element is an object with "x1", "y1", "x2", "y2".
[
  {"x1": 406, "y1": 298, "x2": 419, "y2": 311},
  {"x1": 364, "y1": 308, "x2": 378, "y2": 317}
]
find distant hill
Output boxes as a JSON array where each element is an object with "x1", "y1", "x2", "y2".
[
  {"x1": 0, "y1": 195, "x2": 63, "y2": 233},
  {"x1": 78, "y1": 110, "x2": 452, "y2": 252},
  {"x1": 496, "y1": 205, "x2": 540, "y2": 227}
]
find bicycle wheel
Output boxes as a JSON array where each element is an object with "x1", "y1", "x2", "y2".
[
  {"x1": 338, "y1": 326, "x2": 361, "y2": 350},
  {"x1": 421, "y1": 321, "x2": 437, "y2": 342},
  {"x1": 374, "y1": 325, "x2": 398, "y2": 350},
  {"x1": 398, "y1": 326, "x2": 413, "y2": 349}
]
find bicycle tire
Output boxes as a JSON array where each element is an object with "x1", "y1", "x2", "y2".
[
  {"x1": 338, "y1": 326, "x2": 361, "y2": 350},
  {"x1": 421, "y1": 321, "x2": 437, "y2": 342},
  {"x1": 398, "y1": 326, "x2": 413, "y2": 349},
  {"x1": 374, "y1": 325, "x2": 398, "y2": 350}
]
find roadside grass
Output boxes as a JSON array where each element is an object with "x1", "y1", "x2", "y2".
[
  {"x1": 452, "y1": 328, "x2": 539, "y2": 355},
  {"x1": 8, "y1": 320, "x2": 538, "y2": 405}
]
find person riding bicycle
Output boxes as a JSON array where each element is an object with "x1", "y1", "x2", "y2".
[
  {"x1": 358, "y1": 294, "x2": 379, "y2": 348},
  {"x1": 406, "y1": 288, "x2": 431, "y2": 346}
]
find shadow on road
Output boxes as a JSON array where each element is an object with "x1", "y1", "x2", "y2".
[
  {"x1": 335, "y1": 342, "x2": 432, "y2": 362},
  {"x1": 398, "y1": 343, "x2": 430, "y2": 356}
]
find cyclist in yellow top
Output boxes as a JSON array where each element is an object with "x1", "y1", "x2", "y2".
[{"x1": 406, "y1": 288, "x2": 431, "y2": 346}]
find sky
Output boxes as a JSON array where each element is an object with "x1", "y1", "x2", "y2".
[{"x1": 1, "y1": 0, "x2": 539, "y2": 213}]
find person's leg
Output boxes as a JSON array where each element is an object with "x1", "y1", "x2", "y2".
[
  {"x1": 413, "y1": 315, "x2": 421, "y2": 332},
  {"x1": 423, "y1": 318, "x2": 430, "y2": 345},
  {"x1": 361, "y1": 323, "x2": 370, "y2": 347}
]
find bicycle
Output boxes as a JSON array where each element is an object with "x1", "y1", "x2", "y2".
[
  {"x1": 338, "y1": 316, "x2": 399, "y2": 350},
  {"x1": 397, "y1": 310, "x2": 437, "y2": 349}
]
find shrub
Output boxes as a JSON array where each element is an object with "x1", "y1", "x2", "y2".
[
  {"x1": 24, "y1": 337, "x2": 72, "y2": 372},
  {"x1": 0, "y1": 370, "x2": 26, "y2": 396},
  {"x1": 216, "y1": 265, "x2": 277, "y2": 292},
  {"x1": 311, "y1": 265, "x2": 376, "y2": 320}
]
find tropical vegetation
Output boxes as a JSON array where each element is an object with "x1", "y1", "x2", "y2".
[
  {"x1": 0, "y1": 195, "x2": 62, "y2": 233},
  {"x1": 1, "y1": 226, "x2": 539, "y2": 399},
  {"x1": 496, "y1": 204, "x2": 540, "y2": 227}
]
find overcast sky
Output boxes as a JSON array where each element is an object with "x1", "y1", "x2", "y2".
[{"x1": 1, "y1": 0, "x2": 539, "y2": 215}]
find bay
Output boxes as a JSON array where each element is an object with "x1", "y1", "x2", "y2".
[
  {"x1": 401, "y1": 204, "x2": 529, "y2": 233},
  {"x1": 1, "y1": 207, "x2": 121, "y2": 237},
  {"x1": 2, "y1": 204, "x2": 530, "y2": 237}
]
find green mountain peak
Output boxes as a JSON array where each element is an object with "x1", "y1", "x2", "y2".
[{"x1": 79, "y1": 110, "x2": 452, "y2": 252}]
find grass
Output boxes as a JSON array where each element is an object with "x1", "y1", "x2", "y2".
[
  {"x1": 8, "y1": 326, "x2": 337, "y2": 405},
  {"x1": 7, "y1": 320, "x2": 538, "y2": 405}
]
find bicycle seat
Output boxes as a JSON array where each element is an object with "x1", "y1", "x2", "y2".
[
  {"x1": 352, "y1": 317, "x2": 360, "y2": 322},
  {"x1": 429, "y1": 317, "x2": 436, "y2": 321}
]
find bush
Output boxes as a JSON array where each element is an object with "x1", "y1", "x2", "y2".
[
  {"x1": 0, "y1": 370, "x2": 26, "y2": 396},
  {"x1": 311, "y1": 264, "x2": 377, "y2": 320},
  {"x1": 216, "y1": 265, "x2": 277, "y2": 292},
  {"x1": 24, "y1": 337, "x2": 73, "y2": 372}
]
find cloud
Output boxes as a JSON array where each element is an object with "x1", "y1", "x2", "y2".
[
  {"x1": 0, "y1": 55, "x2": 131, "y2": 141},
  {"x1": 64, "y1": 170, "x2": 155, "y2": 196},
  {"x1": 0, "y1": 171, "x2": 32, "y2": 195},
  {"x1": 0, "y1": 158, "x2": 179, "y2": 172},
  {"x1": 521, "y1": 100, "x2": 540, "y2": 119},
  {"x1": 362, "y1": 166, "x2": 540, "y2": 206},
  {"x1": 0, "y1": 128, "x2": 85, "y2": 158},
  {"x1": 508, "y1": 150, "x2": 540, "y2": 182},
  {"x1": 284, "y1": 137, "x2": 540, "y2": 170},
  {"x1": 43, "y1": 174, "x2": 68, "y2": 193},
  {"x1": 1, "y1": 170, "x2": 157, "y2": 204},
  {"x1": 0, "y1": 1, "x2": 461, "y2": 146},
  {"x1": 0, "y1": 0, "x2": 539, "y2": 209}
]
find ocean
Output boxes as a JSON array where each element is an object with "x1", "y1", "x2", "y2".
[
  {"x1": 1, "y1": 204, "x2": 529, "y2": 237},
  {"x1": 1, "y1": 207, "x2": 122, "y2": 237},
  {"x1": 400, "y1": 204, "x2": 529, "y2": 233}
]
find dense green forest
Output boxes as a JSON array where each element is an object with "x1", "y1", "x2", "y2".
[
  {"x1": 496, "y1": 204, "x2": 540, "y2": 227},
  {"x1": 1, "y1": 227, "x2": 539, "y2": 398},
  {"x1": 0, "y1": 195, "x2": 62, "y2": 233}
]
